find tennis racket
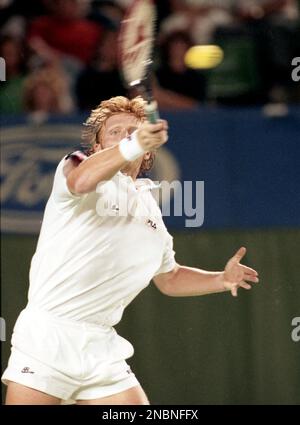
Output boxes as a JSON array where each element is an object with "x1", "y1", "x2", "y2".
[{"x1": 118, "y1": 0, "x2": 159, "y2": 124}]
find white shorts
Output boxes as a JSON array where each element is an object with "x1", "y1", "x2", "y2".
[{"x1": 2, "y1": 308, "x2": 140, "y2": 401}]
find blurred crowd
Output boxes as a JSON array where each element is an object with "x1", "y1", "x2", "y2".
[{"x1": 0, "y1": 0, "x2": 299, "y2": 118}]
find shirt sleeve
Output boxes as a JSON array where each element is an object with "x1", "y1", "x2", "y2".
[
  {"x1": 51, "y1": 152, "x2": 86, "y2": 208},
  {"x1": 154, "y1": 232, "x2": 176, "y2": 276}
]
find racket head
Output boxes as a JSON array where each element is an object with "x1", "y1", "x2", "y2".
[{"x1": 118, "y1": 0, "x2": 156, "y2": 91}]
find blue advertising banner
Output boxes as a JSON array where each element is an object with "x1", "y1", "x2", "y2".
[
  {"x1": 1, "y1": 107, "x2": 300, "y2": 234},
  {"x1": 1, "y1": 116, "x2": 84, "y2": 233}
]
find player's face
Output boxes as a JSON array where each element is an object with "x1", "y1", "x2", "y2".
[{"x1": 96, "y1": 113, "x2": 142, "y2": 151}]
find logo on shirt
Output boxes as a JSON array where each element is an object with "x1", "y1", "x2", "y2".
[
  {"x1": 111, "y1": 204, "x2": 120, "y2": 213},
  {"x1": 146, "y1": 219, "x2": 157, "y2": 230},
  {"x1": 21, "y1": 367, "x2": 35, "y2": 374}
]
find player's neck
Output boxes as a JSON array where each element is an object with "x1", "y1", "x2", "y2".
[{"x1": 121, "y1": 164, "x2": 140, "y2": 181}]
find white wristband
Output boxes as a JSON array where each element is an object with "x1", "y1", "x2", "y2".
[{"x1": 118, "y1": 131, "x2": 145, "y2": 161}]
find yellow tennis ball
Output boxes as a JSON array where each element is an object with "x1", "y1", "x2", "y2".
[{"x1": 184, "y1": 45, "x2": 224, "y2": 69}]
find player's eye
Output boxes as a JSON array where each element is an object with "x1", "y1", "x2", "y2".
[{"x1": 110, "y1": 129, "x2": 122, "y2": 136}]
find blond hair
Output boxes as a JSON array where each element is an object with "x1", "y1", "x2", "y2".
[
  {"x1": 23, "y1": 65, "x2": 73, "y2": 113},
  {"x1": 82, "y1": 96, "x2": 155, "y2": 174}
]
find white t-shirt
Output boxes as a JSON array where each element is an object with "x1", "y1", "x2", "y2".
[{"x1": 27, "y1": 154, "x2": 176, "y2": 326}]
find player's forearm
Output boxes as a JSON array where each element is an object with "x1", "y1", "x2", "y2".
[
  {"x1": 67, "y1": 145, "x2": 128, "y2": 194},
  {"x1": 164, "y1": 265, "x2": 227, "y2": 297}
]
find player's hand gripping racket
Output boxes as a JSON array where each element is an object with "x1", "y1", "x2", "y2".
[{"x1": 118, "y1": 0, "x2": 159, "y2": 124}]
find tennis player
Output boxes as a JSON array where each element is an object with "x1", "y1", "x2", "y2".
[{"x1": 2, "y1": 96, "x2": 259, "y2": 405}]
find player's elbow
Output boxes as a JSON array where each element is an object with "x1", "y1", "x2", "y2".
[
  {"x1": 159, "y1": 282, "x2": 180, "y2": 297},
  {"x1": 153, "y1": 264, "x2": 180, "y2": 296},
  {"x1": 67, "y1": 173, "x2": 91, "y2": 195},
  {"x1": 155, "y1": 280, "x2": 172, "y2": 296},
  {"x1": 156, "y1": 281, "x2": 179, "y2": 297}
]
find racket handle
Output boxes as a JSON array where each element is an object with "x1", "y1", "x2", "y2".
[{"x1": 145, "y1": 100, "x2": 160, "y2": 124}]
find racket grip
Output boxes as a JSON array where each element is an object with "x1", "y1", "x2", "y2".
[{"x1": 145, "y1": 100, "x2": 160, "y2": 124}]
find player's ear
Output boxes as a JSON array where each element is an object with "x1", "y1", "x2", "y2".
[
  {"x1": 92, "y1": 142, "x2": 99, "y2": 153},
  {"x1": 94, "y1": 139, "x2": 103, "y2": 152},
  {"x1": 94, "y1": 131, "x2": 104, "y2": 151},
  {"x1": 143, "y1": 151, "x2": 151, "y2": 160}
]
